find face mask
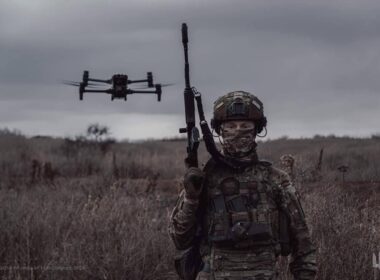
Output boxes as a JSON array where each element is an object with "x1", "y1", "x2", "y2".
[{"x1": 221, "y1": 125, "x2": 257, "y2": 158}]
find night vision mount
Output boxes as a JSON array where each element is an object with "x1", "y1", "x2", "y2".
[{"x1": 64, "y1": 71, "x2": 170, "y2": 102}]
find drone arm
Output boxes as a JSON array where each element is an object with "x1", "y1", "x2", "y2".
[
  {"x1": 84, "y1": 89, "x2": 112, "y2": 94},
  {"x1": 130, "y1": 84, "x2": 161, "y2": 101},
  {"x1": 128, "y1": 79, "x2": 148, "y2": 84},
  {"x1": 129, "y1": 72, "x2": 153, "y2": 87},
  {"x1": 88, "y1": 78, "x2": 112, "y2": 84},
  {"x1": 129, "y1": 90, "x2": 157, "y2": 94}
]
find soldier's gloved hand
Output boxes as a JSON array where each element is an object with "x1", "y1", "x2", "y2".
[{"x1": 183, "y1": 167, "x2": 205, "y2": 200}]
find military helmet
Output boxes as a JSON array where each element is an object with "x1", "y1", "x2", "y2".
[{"x1": 211, "y1": 91, "x2": 267, "y2": 135}]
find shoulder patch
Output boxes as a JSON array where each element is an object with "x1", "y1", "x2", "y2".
[{"x1": 269, "y1": 166, "x2": 292, "y2": 187}]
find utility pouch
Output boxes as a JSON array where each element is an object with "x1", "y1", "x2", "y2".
[
  {"x1": 209, "y1": 195, "x2": 231, "y2": 242},
  {"x1": 229, "y1": 212, "x2": 250, "y2": 241},
  {"x1": 211, "y1": 221, "x2": 273, "y2": 244},
  {"x1": 245, "y1": 222, "x2": 273, "y2": 241},
  {"x1": 230, "y1": 221, "x2": 250, "y2": 241},
  {"x1": 226, "y1": 195, "x2": 247, "y2": 212},
  {"x1": 210, "y1": 212, "x2": 231, "y2": 242}
]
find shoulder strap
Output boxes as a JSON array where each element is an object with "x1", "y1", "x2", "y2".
[
  {"x1": 202, "y1": 157, "x2": 216, "y2": 175},
  {"x1": 258, "y1": 159, "x2": 272, "y2": 167}
]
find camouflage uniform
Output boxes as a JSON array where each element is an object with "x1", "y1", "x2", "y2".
[{"x1": 169, "y1": 91, "x2": 317, "y2": 280}]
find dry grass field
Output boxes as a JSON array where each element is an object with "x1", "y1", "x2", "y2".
[{"x1": 0, "y1": 129, "x2": 379, "y2": 279}]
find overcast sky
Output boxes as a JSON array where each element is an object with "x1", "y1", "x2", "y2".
[{"x1": 0, "y1": 0, "x2": 379, "y2": 140}]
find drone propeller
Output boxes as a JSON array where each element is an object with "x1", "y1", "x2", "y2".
[
  {"x1": 88, "y1": 78, "x2": 112, "y2": 84},
  {"x1": 62, "y1": 80, "x2": 103, "y2": 88},
  {"x1": 132, "y1": 83, "x2": 175, "y2": 89}
]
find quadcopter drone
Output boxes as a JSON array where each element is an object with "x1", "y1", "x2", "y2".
[{"x1": 64, "y1": 71, "x2": 165, "y2": 101}]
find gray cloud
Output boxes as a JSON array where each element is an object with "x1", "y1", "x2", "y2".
[{"x1": 0, "y1": 0, "x2": 379, "y2": 139}]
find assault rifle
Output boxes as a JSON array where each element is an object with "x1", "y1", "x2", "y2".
[
  {"x1": 179, "y1": 23, "x2": 200, "y2": 168},
  {"x1": 179, "y1": 23, "x2": 255, "y2": 170}
]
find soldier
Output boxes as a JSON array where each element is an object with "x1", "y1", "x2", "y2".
[{"x1": 169, "y1": 91, "x2": 317, "y2": 280}]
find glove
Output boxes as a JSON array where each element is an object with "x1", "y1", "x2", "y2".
[{"x1": 183, "y1": 167, "x2": 205, "y2": 200}]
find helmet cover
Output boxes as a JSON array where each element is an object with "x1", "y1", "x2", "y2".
[{"x1": 212, "y1": 91, "x2": 267, "y2": 134}]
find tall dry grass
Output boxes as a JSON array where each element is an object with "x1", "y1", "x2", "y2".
[
  {"x1": 0, "y1": 129, "x2": 379, "y2": 279},
  {"x1": 0, "y1": 178, "x2": 177, "y2": 280}
]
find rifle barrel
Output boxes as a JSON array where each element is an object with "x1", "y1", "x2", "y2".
[{"x1": 182, "y1": 23, "x2": 191, "y2": 89}]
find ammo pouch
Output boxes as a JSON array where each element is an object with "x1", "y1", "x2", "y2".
[
  {"x1": 174, "y1": 242, "x2": 203, "y2": 280},
  {"x1": 237, "y1": 222, "x2": 272, "y2": 242},
  {"x1": 209, "y1": 194, "x2": 273, "y2": 246},
  {"x1": 210, "y1": 220, "x2": 272, "y2": 244}
]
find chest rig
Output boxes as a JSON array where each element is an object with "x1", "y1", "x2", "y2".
[{"x1": 203, "y1": 160, "x2": 280, "y2": 249}]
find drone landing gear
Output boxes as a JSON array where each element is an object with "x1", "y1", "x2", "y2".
[
  {"x1": 155, "y1": 84, "x2": 162, "y2": 102},
  {"x1": 79, "y1": 84, "x2": 84, "y2": 100}
]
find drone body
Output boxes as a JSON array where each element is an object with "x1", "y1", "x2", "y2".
[{"x1": 67, "y1": 71, "x2": 162, "y2": 102}]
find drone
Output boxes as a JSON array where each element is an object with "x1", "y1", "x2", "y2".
[{"x1": 64, "y1": 71, "x2": 166, "y2": 101}]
